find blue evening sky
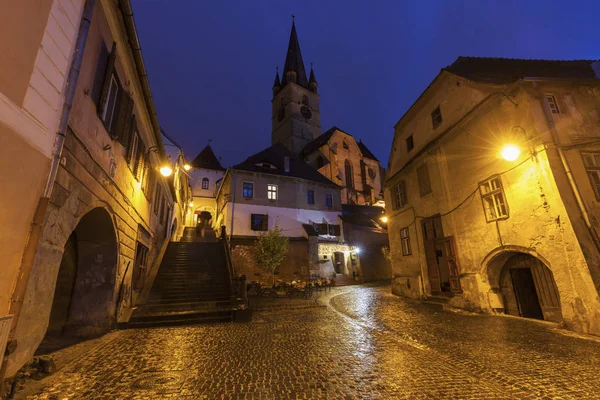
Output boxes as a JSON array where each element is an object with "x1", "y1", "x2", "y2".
[{"x1": 132, "y1": 0, "x2": 598, "y2": 168}]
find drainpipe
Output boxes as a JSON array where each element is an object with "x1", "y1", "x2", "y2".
[
  {"x1": 229, "y1": 170, "x2": 236, "y2": 242},
  {"x1": 1, "y1": 0, "x2": 95, "y2": 390},
  {"x1": 530, "y1": 80, "x2": 600, "y2": 254}
]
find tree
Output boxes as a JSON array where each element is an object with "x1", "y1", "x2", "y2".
[{"x1": 254, "y1": 223, "x2": 289, "y2": 285}]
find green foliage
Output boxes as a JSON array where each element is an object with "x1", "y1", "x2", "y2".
[{"x1": 254, "y1": 223, "x2": 289, "y2": 284}]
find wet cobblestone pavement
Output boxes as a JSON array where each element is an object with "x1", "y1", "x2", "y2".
[{"x1": 22, "y1": 284, "x2": 600, "y2": 399}]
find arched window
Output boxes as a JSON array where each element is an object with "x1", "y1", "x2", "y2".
[
  {"x1": 343, "y1": 140, "x2": 349, "y2": 150},
  {"x1": 302, "y1": 95, "x2": 309, "y2": 106},
  {"x1": 344, "y1": 160, "x2": 354, "y2": 189},
  {"x1": 316, "y1": 155, "x2": 324, "y2": 169},
  {"x1": 202, "y1": 178, "x2": 209, "y2": 190}
]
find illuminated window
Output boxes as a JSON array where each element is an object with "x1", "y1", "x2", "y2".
[
  {"x1": 479, "y1": 176, "x2": 508, "y2": 221},
  {"x1": 267, "y1": 184, "x2": 277, "y2": 200},
  {"x1": 251, "y1": 214, "x2": 268, "y2": 231},
  {"x1": 392, "y1": 181, "x2": 406, "y2": 210},
  {"x1": 431, "y1": 106, "x2": 442, "y2": 129},
  {"x1": 202, "y1": 178, "x2": 209, "y2": 190},
  {"x1": 243, "y1": 182, "x2": 253, "y2": 199},
  {"x1": 406, "y1": 135, "x2": 414, "y2": 152},
  {"x1": 400, "y1": 227, "x2": 411, "y2": 256},
  {"x1": 546, "y1": 94, "x2": 560, "y2": 114},
  {"x1": 582, "y1": 153, "x2": 600, "y2": 199}
]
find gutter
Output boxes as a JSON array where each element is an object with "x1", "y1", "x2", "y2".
[{"x1": 119, "y1": 0, "x2": 166, "y2": 159}]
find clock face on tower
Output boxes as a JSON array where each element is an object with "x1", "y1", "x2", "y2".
[{"x1": 300, "y1": 105, "x2": 312, "y2": 120}]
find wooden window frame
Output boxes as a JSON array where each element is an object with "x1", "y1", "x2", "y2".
[
  {"x1": 242, "y1": 182, "x2": 254, "y2": 199},
  {"x1": 392, "y1": 181, "x2": 407, "y2": 210},
  {"x1": 546, "y1": 94, "x2": 560, "y2": 114},
  {"x1": 307, "y1": 190, "x2": 315, "y2": 205},
  {"x1": 400, "y1": 227, "x2": 411, "y2": 256},
  {"x1": 479, "y1": 175, "x2": 509, "y2": 222},
  {"x1": 202, "y1": 178, "x2": 209, "y2": 190},
  {"x1": 251, "y1": 214, "x2": 268, "y2": 231},
  {"x1": 581, "y1": 152, "x2": 600, "y2": 200},
  {"x1": 267, "y1": 184, "x2": 278, "y2": 200}
]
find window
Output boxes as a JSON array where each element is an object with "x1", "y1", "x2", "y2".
[
  {"x1": 406, "y1": 135, "x2": 414, "y2": 152},
  {"x1": 314, "y1": 223, "x2": 328, "y2": 234},
  {"x1": 243, "y1": 182, "x2": 253, "y2": 199},
  {"x1": 582, "y1": 152, "x2": 600, "y2": 199},
  {"x1": 344, "y1": 159, "x2": 354, "y2": 189},
  {"x1": 132, "y1": 241, "x2": 149, "y2": 290},
  {"x1": 101, "y1": 75, "x2": 119, "y2": 131},
  {"x1": 251, "y1": 214, "x2": 268, "y2": 231},
  {"x1": 307, "y1": 190, "x2": 315, "y2": 204},
  {"x1": 302, "y1": 95, "x2": 309, "y2": 106},
  {"x1": 343, "y1": 140, "x2": 349, "y2": 150},
  {"x1": 328, "y1": 224, "x2": 341, "y2": 236},
  {"x1": 400, "y1": 227, "x2": 411, "y2": 256},
  {"x1": 267, "y1": 184, "x2": 278, "y2": 200},
  {"x1": 141, "y1": 156, "x2": 152, "y2": 197},
  {"x1": 391, "y1": 181, "x2": 407, "y2": 210},
  {"x1": 546, "y1": 94, "x2": 560, "y2": 114},
  {"x1": 479, "y1": 176, "x2": 508, "y2": 221},
  {"x1": 202, "y1": 178, "x2": 209, "y2": 190},
  {"x1": 325, "y1": 193, "x2": 333, "y2": 208},
  {"x1": 417, "y1": 163, "x2": 432, "y2": 197},
  {"x1": 431, "y1": 106, "x2": 443, "y2": 129}
]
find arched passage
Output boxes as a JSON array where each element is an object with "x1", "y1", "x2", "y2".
[
  {"x1": 42, "y1": 207, "x2": 118, "y2": 348},
  {"x1": 487, "y1": 251, "x2": 562, "y2": 322}
]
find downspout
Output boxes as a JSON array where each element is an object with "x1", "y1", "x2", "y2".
[
  {"x1": 530, "y1": 80, "x2": 600, "y2": 253},
  {"x1": 229, "y1": 170, "x2": 236, "y2": 242},
  {"x1": 2, "y1": 0, "x2": 95, "y2": 385}
]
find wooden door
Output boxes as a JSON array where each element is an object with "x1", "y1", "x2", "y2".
[
  {"x1": 422, "y1": 216, "x2": 443, "y2": 294},
  {"x1": 443, "y1": 237, "x2": 462, "y2": 293},
  {"x1": 510, "y1": 268, "x2": 544, "y2": 320}
]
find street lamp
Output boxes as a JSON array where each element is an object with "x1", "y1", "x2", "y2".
[
  {"x1": 183, "y1": 164, "x2": 191, "y2": 171},
  {"x1": 501, "y1": 144, "x2": 520, "y2": 161},
  {"x1": 147, "y1": 146, "x2": 173, "y2": 177},
  {"x1": 380, "y1": 216, "x2": 388, "y2": 223}
]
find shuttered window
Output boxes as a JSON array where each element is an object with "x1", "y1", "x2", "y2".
[
  {"x1": 392, "y1": 181, "x2": 407, "y2": 210},
  {"x1": 132, "y1": 242, "x2": 149, "y2": 290},
  {"x1": 328, "y1": 224, "x2": 341, "y2": 236},
  {"x1": 136, "y1": 142, "x2": 146, "y2": 181}
]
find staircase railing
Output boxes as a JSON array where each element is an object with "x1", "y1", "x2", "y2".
[{"x1": 220, "y1": 227, "x2": 247, "y2": 306}]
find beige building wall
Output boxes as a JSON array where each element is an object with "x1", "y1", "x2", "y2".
[
  {"x1": 0, "y1": 0, "x2": 86, "y2": 317},
  {"x1": 386, "y1": 74, "x2": 600, "y2": 335}
]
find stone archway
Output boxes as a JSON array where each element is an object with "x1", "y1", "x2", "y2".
[
  {"x1": 40, "y1": 207, "x2": 118, "y2": 350},
  {"x1": 486, "y1": 250, "x2": 562, "y2": 322}
]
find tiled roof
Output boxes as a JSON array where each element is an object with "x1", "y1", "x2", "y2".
[
  {"x1": 357, "y1": 141, "x2": 379, "y2": 162},
  {"x1": 445, "y1": 56, "x2": 599, "y2": 84},
  {"x1": 191, "y1": 145, "x2": 225, "y2": 171},
  {"x1": 232, "y1": 142, "x2": 339, "y2": 186}
]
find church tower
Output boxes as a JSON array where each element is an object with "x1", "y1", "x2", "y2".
[{"x1": 272, "y1": 19, "x2": 322, "y2": 154}]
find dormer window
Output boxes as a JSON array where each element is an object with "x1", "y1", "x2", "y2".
[{"x1": 343, "y1": 140, "x2": 349, "y2": 150}]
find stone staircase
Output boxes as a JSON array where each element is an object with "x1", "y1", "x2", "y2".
[
  {"x1": 335, "y1": 274, "x2": 360, "y2": 287},
  {"x1": 126, "y1": 227, "x2": 234, "y2": 328}
]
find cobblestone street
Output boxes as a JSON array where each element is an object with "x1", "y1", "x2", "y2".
[{"x1": 20, "y1": 284, "x2": 600, "y2": 399}]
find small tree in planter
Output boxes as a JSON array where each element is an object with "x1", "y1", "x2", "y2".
[{"x1": 254, "y1": 222, "x2": 289, "y2": 286}]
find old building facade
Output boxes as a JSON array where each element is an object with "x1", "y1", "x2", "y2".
[
  {"x1": 0, "y1": 0, "x2": 176, "y2": 378},
  {"x1": 215, "y1": 143, "x2": 356, "y2": 281},
  {"x1": 385, "y1": 57, "x2": 600, "y2": 334}
]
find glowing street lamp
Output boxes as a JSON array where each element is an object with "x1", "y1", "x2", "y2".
[
  {"x1": 501, "y1": 144, "x2": 520, "y2": 161},
  {"x1": 354, "y1": 247, "x2": 361, "y2": 255},
  {"x1": 188, "y1": 201, "x2": 194, "y2": 208},
  {"x1": 160, "y1": 166, "x2": 173, "y2": 177},
  {"x1": 183, "y1": 164, "x2": 191, "y2": 171},
  {"x1": 380, "y1": 216, "x2": 388, "y2": 223}
]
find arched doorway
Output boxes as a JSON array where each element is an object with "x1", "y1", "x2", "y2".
[
  {"x1": 491, "y1": 252, "x2": 562, "y2": 322},
  {"x1": 333, "y1": 252, "x2": 345, "y2": 274},
  {"x1": 40, "y1": 207, "x2": 118, "y2": 351}
]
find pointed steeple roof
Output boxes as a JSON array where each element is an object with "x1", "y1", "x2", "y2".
[
  {"x1": 309, "y1": 65, "x2": 317, "y2": 84},
  {"x1": 191, "y1": 145, "x2": 225, "y2": 171},
  {"x1": 281, "y1": 19, "x2": 309, "y2": 88},
  {"x1": 273, "y1": 68, "x2": 281, "y2": 88}
]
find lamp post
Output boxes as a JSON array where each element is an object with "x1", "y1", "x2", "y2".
[{"x1": 147, "y1": 146, "x2": 173, "y2": 177}]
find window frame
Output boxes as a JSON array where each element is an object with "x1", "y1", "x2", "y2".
[
  {"x1": 479, "y1": 175, "x2": 509, "y2": 222},
  {"x1": 391, "y1": 181, "x2": 407, "y2": 210},
  {"x1": 202, "y1": 177, "x2": 209, "y2": 190},
  {"x1": 325, "y1": 193, "x2": 333, "y2": 208},
  {"x1": 267, "y1": 184, "x2": 278, "y2": 200},
  {"x1": 307, "y1": 189, "x2": 315, "y2": 205},
  {"x1": 242, "y1": 182, "x2": 254, "y2": 199},
  {"x1": 101, "y1": 74, "x2": 119, "y2": 132},
  {"x1": 251, "y1": 214, "x2": 268, "y2": 231},
  {"x1": 400, "y1": 227, "x2": 411, "y2": 256},
  {"x1": 581, "y1": 152, "x2": 600, "y2": 200},
  {"x1": 546, "y1": 94, "x2": 560, "y2": 114},
  {"x1": 431, "y1": 106, "x2": 443, "y2": 129}
]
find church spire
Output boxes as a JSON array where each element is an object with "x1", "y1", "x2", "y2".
[
  {"x1": 272, "y1": 67, "x2": 281, "y2": 98},
  {"x1": 281, "y1": 16, "x2": 308, "y2": 88},
  {"x1": 309, "y1": 63, "x2": 318, "y2": 94}
]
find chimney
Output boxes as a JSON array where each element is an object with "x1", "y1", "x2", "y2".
[{"x1": 284, "y1": 156, "x2": 290, "y2": 173}]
